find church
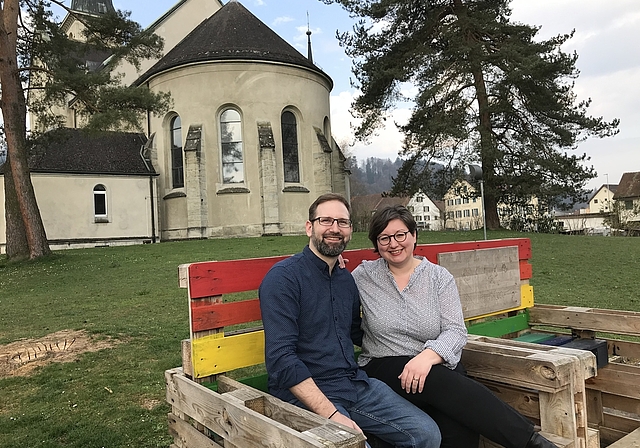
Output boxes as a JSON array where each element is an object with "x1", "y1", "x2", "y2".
[{"x1": 0, "y1": 0, "x2": 350, "y2": 252}]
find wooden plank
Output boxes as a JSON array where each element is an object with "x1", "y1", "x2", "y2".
[
  {"x1": 608, "y1": 339, "x2": 640, "y2": 359},
  {"x1": 191, "y1": 299, "x2": 262, "y2": 333},
  {"x1": 529, "y1": 305, "x2": 640, "y2": 336},
  {"x1": 587, "y1": 428, "x2": 600, "y2": 448},
  {"x1": 188, "y1": 256, "x2": 290, "y2": 298},
  {"x1": 168, "y1": 412, "x2": 224, "y2": 448},
  {"x1": 413, "y1": 238, "x2": 532, "y2": 266},
  {"x1": 606, "y1": 427, "x2": 640, "y2": 447},
  {"x1": 462, "y1": 344, "x2": 576, "y2": 393},
  {"x1": 539, "y1": 386, "x2": 579, "y2": 445},
  {"x1": 192, "y1": 331, "x2": 265, "y2": 379},
  {"x1": 166, "y1": 368, "x2": 365, "y2": 448},
  {"x1": 185, "y1": 239, "x2": 533, "y2": 300},
  {"x1": 602, "y1": 408, "x2": 640, "y2": 435},
  {"x1": 217, "y1": 376, "x2": 368, "y2": 447},
  {"x1": 467, "y1": 312, "x2": 531, "y2": 337},
  {"x1": 602, "y1": 391, "x2": 640, "y2": 416},
  {"x1": 474, "y1": 378, "x2": 541, "y2": 420},
  {"x1": 586, "y1": 389, "x2": 604, "y2": 427},
  {"x1": 438, "y1": 247, "x2": 522, "y2": 318},
  {"x1": 467, "y1": 335, "x2": 597, "y2": 380},
  {"x1": 586, "y1": 364, "x2": 640, "y2": 400},
  {"x1": 600, "y1": 426, "x2": 628, "y2": 447}
]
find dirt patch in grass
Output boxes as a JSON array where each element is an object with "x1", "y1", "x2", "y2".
[{"x1": 0, "y1": 329, "x2": 118, "y2": 378}]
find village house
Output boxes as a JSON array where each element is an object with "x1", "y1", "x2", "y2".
[
  {"x1": 612, "y1": 171, "x2": 640, "y2": 231},
  {"x1": 443, "y1": 179, "x2": 483, "y2": 230}
]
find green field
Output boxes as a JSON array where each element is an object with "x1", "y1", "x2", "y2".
[{"x1": 1, "y1": 231, "x2": 639, "y2": 448}]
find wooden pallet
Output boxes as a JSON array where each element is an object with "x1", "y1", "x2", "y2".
[{"x1": 166, "y1": 368, "x2": 366, "y2": 448}]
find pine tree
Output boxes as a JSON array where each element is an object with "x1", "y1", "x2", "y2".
[
  {"x1": 0, "y1": 0, "x2": 170, "y2": 259},
  {"x1": 321, "y1": 0, "x2": 619, "y2": 228}
]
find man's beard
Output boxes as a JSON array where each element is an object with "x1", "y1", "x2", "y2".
[{"x1": 312, "y1": 232, "x2": 349, "y2": 257}]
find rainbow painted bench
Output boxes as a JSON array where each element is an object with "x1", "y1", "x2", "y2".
[{"x1": 165, "y1": 238, "x2": 640, "y2": 448}]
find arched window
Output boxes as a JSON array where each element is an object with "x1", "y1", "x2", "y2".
[
  {"x1": 93, "y1": 184, "x2": 108, "y2": 222},
  {"x1": 220, "y1": 109, "x2": 244, "y2": 183},
  {"x1": 170, "y1": 115, "x2": 184, "y2": 188},
  {"x1": 281, "y1": 111, "x2": 300, "y2": 183}
]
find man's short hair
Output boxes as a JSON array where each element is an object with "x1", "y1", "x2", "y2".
[{"x1": 308, "y1": 193, "x2": 351, "y2": 221}]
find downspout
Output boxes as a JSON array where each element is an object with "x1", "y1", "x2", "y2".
[
  {"x1": 146, "y1": 81, "x2": 156, "y2": 243},
  {"x1": 149, "y1": 176, "x2": 156, "y2": 243}
]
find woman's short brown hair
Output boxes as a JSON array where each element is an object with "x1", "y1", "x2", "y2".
[{"x1": 368, "y1": 205, "x2": 418, "y2": 252}]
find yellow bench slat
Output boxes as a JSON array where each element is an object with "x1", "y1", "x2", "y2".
[{"x1": 192, "y1": 331, "x2": 265, "y2": 379}]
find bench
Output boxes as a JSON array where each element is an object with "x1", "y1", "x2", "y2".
[{"x1": 166, "y1": 237, "x2": 640, "y2": 448}]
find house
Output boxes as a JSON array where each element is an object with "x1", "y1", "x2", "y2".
[
  {"x1": 1, "y1": 0, "x2": 349, "y2": 252},
  {"x1": 406, "y1": 191, "x2": 444, "y2": 230},
  {"x1": 612, "y1": 172, "x2": 640, "y2": 230},
  {"x1": 443, "y1": 180, "x2": 483, "y2": 230},
  {"x1": 350, "y1": 191, "x2": 443, "y2": 232},
  {"x1": 555, "y1": 212, "x2": 611, "y2": 235},
  {"x1": 350, "y1": 194, "x2": 409, "y2": 232},
  {"x1": 0, "y1": 128, "x2": 157, "y2": 249},
  {"x1": 588, "y1": 184, "x2": 618, "y2": 213}
]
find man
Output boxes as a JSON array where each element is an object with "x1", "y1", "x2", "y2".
[{"x1": 259, "y1": 193, "x2": 441, "y2": 448}]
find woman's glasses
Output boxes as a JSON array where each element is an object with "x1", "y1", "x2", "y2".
[{"x1": 377, "y1": 230, "x2": 410, "y2": 245}]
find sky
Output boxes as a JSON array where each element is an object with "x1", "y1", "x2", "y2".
[{"x1": 53, "y1": 0, "x2": 640, "y2": 190}]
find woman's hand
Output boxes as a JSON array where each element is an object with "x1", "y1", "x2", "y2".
[
  {"x1": 337, "y1": 254, "x2": 349, "y2": 269},
  {"x1": 398, "y1": 349, "x2": 443, "y2": 394}
]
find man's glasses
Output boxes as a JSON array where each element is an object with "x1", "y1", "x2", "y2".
[
  {"x1": 310, "y1": 217, "x2": 352, "y2": 228},
  {"x1": 377, "y1": 230, "x2": 411, "y2": 245}
]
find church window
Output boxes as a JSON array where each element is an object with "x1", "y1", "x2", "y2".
[
  {"x1": 220, "y1": 109, "x2": 244, "y2": 183},
  {"x1": 281, "y1": 111, "x2": 300, "y2": 182},
  {"x1": 170, "y1": 115, "x2": 184, "y2": 188},
  {"x1": 93, "y1": 184, "x2": 108, "y2": 222}
]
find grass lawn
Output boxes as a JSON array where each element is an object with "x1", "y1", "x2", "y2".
[{"x1": 1, "y1": 231, "x2": 639, "y2": 447}]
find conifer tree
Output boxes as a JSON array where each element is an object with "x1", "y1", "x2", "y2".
[
  {"x1": 322, "y1": 0, "x2": 619, "y2": 228},
  {"x1": 0, "y1": 0, "x2": 170, "y2": 259}
]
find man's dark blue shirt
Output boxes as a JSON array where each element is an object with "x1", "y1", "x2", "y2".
[{"x1": 259, "y1": 245, "x2": 368, "y2": 404}]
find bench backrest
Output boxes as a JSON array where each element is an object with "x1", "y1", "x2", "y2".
[{"x1": 179, "y1": 238, "x2": 533, "y2": 380}]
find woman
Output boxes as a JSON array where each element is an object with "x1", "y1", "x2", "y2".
[{"x1": 352, "y1": 205, "x2": 557, "y2": 448}]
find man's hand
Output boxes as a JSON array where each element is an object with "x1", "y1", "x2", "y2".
[{"x1": 330, "y1": 410, "x2": 364, "y2": 433}]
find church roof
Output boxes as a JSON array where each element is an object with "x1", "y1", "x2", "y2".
[
  {"x1": 0, "y1": 128, "x2": 154, "y2": 176},
  {"x1": 70, "y1": 0, "x2": 115, "y2": 15},
  {"x1": 135, "y1": 1, "x2": 331, "y2": 87}
]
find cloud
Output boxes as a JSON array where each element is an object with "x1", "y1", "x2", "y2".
[
  {"x1": 272, "y1": 16, "x2": 294, "y2": 27},
  {"x1": 330, "y1": 90, "x2": 411, "y2": 161}
]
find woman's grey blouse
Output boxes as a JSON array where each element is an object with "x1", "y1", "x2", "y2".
[{"x1": 352, "y1": 256, "x2": 468, "y2": 369}]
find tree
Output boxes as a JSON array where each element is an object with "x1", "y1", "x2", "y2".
[
  {"x1": 321, "y1": 0, "x2": 619, "y2": 229},
  {"x1": 0, "y1": 0, "x2": 170, "y2": 260}
]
